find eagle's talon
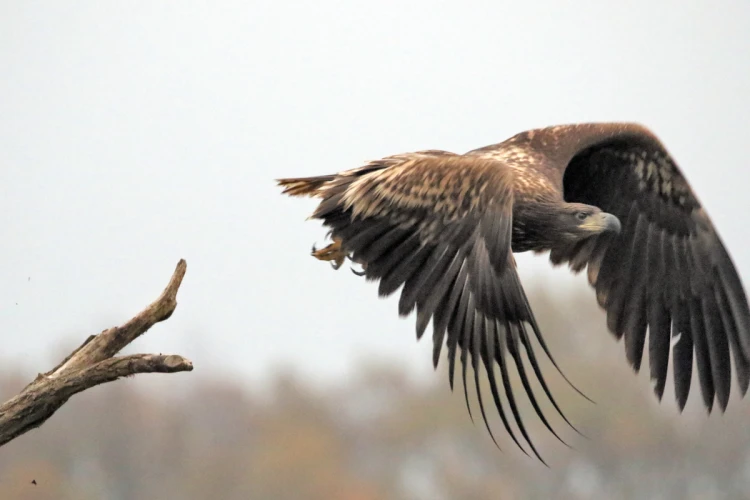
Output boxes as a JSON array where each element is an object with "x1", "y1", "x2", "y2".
[
  {"x1": 351, "y1": 266, "x2": 366, "y2": 277},
  {"x1": 311, "y1": 237, "x2": 347, "y2": 271}
]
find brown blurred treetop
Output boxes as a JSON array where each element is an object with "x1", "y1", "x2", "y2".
[{"x1": 1, "y1": 283, "x2": 748, "y2": 500}]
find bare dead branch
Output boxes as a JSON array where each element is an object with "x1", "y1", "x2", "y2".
[{"x1": 0, "y1": 260, "x2": 193, "y2": 447}]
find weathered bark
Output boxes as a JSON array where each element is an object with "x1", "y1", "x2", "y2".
[{"x1": 0, "y1": 259, "x2": 193, "y2": 447}]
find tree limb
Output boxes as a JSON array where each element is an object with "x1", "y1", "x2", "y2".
[{"x1": 0, "y1": 259, "x2": 193, "y2": 447}]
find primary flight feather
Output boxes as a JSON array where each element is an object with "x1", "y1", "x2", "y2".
[{"x1": 277, "y1": 122, "x2": 750, "y2": 463}]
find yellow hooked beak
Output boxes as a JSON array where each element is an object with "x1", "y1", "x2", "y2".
[{"x1": 582, "y1": 212, "x2": 622, "y2": 234}]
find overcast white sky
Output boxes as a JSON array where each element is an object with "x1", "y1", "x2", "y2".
[{"x1": 1, "y1": 1, "x2": 749, "y2": 389}]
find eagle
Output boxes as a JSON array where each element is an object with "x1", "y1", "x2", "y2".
[{"x1": 277, "y1": 123, "x2": 750, "y2": 463}]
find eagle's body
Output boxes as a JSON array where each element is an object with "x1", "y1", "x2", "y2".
[{"x1": 277, "y1": 123, "x2": 750, "y2": 463}]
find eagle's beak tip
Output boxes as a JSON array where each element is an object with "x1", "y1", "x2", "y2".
[{"x1": 603, "y1": 213, "x2": 621, "y2": 234}]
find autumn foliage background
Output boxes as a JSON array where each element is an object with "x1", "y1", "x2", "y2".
[{"x1": 2, "y1": 285, "x2": 749, "y2": 500}]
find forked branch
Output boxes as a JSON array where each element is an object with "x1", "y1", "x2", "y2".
[{"x1": 0, "y1": 259, "x2": 193, "y2": 447}]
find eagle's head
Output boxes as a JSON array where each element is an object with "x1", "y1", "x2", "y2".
[{"x1": 557, "y1": 202, "x2": 622, "y2": 242}]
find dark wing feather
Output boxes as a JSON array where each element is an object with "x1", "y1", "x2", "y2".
[
  {"x1": 282, "y1": 151, "x2": 579, "y2": 460},
  {"x1": 553, "y1": 125, "x2": 750, "y2": 412}
]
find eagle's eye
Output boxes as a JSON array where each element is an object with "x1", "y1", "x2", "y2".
[{"x1": 576, "y1": 212, "x2": 588, "y2": 221}]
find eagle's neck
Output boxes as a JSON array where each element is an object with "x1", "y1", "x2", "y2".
[{"x1": 510, "y1": 200, "x2": 567, "y2": 253}]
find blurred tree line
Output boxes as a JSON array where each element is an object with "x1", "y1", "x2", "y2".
[{"x1": 1, "y1": 284, "x2": 750, "y2": 500}]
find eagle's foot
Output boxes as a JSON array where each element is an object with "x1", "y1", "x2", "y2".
[{"x1": 311, "y1": 238, "x2": 347, "y2": 270}]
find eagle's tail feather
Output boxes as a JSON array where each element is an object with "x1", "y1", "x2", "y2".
[{"x1": 277, "y1": 175, "x2": 336, "y2": 198}]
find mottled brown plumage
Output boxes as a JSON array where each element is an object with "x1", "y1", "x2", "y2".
[{"x1": 277, "y1": 122, "x2": 750, "y2": 463}]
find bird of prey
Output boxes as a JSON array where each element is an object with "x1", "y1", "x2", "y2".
[{"x1": 277, "y1": 123, "x2": 750, "y2": 463}]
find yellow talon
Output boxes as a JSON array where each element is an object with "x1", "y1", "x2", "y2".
[{"x1": 311, "y1": 237, "x2": 347, "y2": 270}]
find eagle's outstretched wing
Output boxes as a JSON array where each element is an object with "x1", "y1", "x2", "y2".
[
  {"x1": 535, "y1": 123, "x2": 750, "y2": 412},
  {"x1": 278, "y1": 151, "x2": 583, "y2": 463}
]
